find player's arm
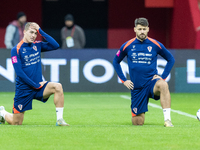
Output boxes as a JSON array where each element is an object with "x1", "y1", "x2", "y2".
[
  {"x1": 158, "y1": 43, "x2": 175, "y2": 80},
  {"x1": 113, "y1": 48, "x2": 127, "y2": 83},
  {"x1": 113, "y1": 49, "x2": 134, "y2": 90},
  {"x1": 31, "y1": 23, "x2": 60, "y2": 51},
  {"x1": 123, "y1": 80, "x2": 134, "y2": 90},
  {"x1": 113, "y1": 49, "x2": 127, "y2": 82},
  {"x1": 11, "y1": 48, "x2": 42, "y2": 89},
  {"x1": 39, "y1": 28, "x2": 60, "y2": 51}
]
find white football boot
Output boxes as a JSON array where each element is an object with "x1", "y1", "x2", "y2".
[
  {"x1": 56, "y1": 118, "x2": 69, "y2": 126},
  {"x1": 0, "y1": 106, "x2": 5, "y2": 124},
  {"x1": 164, "y1": 119, "x2": 174, "y2": 127}
]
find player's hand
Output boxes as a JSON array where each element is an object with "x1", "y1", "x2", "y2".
[
  {"x1": 39, "y1": 81, "x2": 47, "y2": 87},
  {"x1": 123, "y1": 80, "x2": 134, "y2": 90},
  {"x1": 30, "y1": 22, "x2": 40, "y2": 31},
  {"x1": 152, "y1": 74, "x2": 162, "y2": 80}
]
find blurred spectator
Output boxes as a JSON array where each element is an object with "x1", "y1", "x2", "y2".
[
  {"x1": 61, "y1": 14, "x2": 86, "y2": 49},
  {"x1": 4, "y1": 12, "x2": 27, "y2": 49}
]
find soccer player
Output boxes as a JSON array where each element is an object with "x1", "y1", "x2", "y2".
[
  {"x1": 113, "y1": 18, "x2": 175, "y2": 127},
  {"x1": 0, "y1": 22, "x2": 69, "y2": 126}
]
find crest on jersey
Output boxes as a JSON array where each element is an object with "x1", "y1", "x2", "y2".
[
  {"x1": 33, "y1": 46, "x2": 37, "y2": 51},
  {"x1": 18, "y1": 104, "x2": 23, "y2": 110},
  {"x1": 132, "y1": 107, "x2": 137, "y2": 114},
  {"x1": 147, "y1": 46, "x2": 152, "y2": 52}
]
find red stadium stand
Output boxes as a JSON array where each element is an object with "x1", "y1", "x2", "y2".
[
  {"x1": 145, "y1": 0, "x2": 174, "y2": 8},
  {"x1": 108, "y1": 0, "x2": 200, "y2": 49},
  {"x1": 0, "y1": 28, "x2": 6, "y2": 48},
  {"x1": 170, "y1": 0, "x2": 200, "y2": 49}
]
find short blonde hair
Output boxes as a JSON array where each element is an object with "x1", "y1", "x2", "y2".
[{"x1": 24, "y1": 22, "x2": 34, "y2": 31}]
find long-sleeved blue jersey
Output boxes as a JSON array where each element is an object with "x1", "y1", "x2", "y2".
[
  {"x1": 11, "y1": 28, "x2": 59, "y2": 90},
  {"x1": 113, "y1": 37, "x2": 175, "y2": 90}
]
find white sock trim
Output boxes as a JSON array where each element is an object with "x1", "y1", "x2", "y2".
[
  {"x1": 163, "y1": 108, "x2": 171, "y2": 121},
  {"x1": 56, "y1": 107, "x2": 64, "y2": 121}
]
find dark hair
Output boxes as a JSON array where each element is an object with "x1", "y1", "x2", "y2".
[{"x1": 134, "y1": 18, "x2": 149, "y2": 27}]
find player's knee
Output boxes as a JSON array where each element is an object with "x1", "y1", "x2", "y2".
[
  {"x1": 12, "y1": 121, "x2": 22, "y2": 125},
  {"x1": 157, "y1": 80, "x2": 169, "y2": 91},
  {"x1": 13, "y1": 123, "x2": 22, "y2": 125},
  {"x1": 132, "y1": 116, "x2": 144, "y2": 125},
  {"x1": 13, "y1": 113, "x2": 24, "y2": 125},
  {"x1": 132, "y1": 120, "x2": 144, "y2": 126},
  {"x1": 54, "y1": 83, "x2": 63, "y2": 93}
]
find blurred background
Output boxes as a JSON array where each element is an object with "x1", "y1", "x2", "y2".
[
  {"x1": 1, "y1": 0, "x2": 200, "y2": 49},
  {"x1": 0, "y1": 0, "x2": 200, "y2": 92}
]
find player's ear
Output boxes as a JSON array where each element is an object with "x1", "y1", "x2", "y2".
[
  {"x1": 134, "y1": 27, "x2": 136, "y2": 32},
  {"x1": 147, "y1": 27, "x2": 149, "y2": 32}
]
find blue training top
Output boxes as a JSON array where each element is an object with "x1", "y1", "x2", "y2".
[
  {"x1": 113, "y1": 37, "x2": 175, "y2": 90},
  {"x1": 11, "y1": 28, "x2": 59, "y2": 90}
]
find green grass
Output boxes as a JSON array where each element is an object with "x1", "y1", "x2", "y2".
[{"x1": 0, "y1": 92, "x2": 200, "y2": 150}]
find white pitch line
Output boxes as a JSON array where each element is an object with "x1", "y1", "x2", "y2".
[{"x1": 120, "y1": 95, "x2": 196, "y2": 119}]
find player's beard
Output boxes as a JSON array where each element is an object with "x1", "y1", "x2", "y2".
[{"x1": 137, "y1": 33, "x2": 147, "y2": 42}]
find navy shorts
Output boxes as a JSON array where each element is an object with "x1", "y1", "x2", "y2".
[
  {"x1": 131, "y1": 78, "x2": 160, "y2": 117},
  {"x1": 13, "y1": 82, "x2": 49, "y2": 113}
]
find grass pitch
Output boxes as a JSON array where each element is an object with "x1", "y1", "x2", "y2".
[{"x1": 0, "y1": 92, "x2": 200, "y2": 150}]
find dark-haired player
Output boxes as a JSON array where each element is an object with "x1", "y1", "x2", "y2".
[{"x1": 113, "y1": 18, "x2": 175, "y2": 127}]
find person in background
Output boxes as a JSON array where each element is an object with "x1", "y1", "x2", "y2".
[
  {"x1": 61, "y1": 14, "x2": 86, "y2": 49},
  {"x1": 4, "y1": 12, "x2": 27, "y2": 49}
]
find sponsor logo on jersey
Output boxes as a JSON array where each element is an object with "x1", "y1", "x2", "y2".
[
  {"x1": 138, "y1": 53, "x2": 145, "y2": 56},
  {"x1": 116, "y1": 50, "x2": 121, "y2": 57},
  {"x1": 131, "y1": 53, "x2": 137, "y2": 57},
  {"x1": 11, "y1": 56, "x2": 18, "y2": 64},
  {"x1": 138, "y1": 61, "x2": 147, "y2": 63},
  {"x1": 24, "y1": 55, "x2": 29, "y2": 59},
  {"x1": 145, "y1": 53, "x2": 152, "y2": 56}
]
